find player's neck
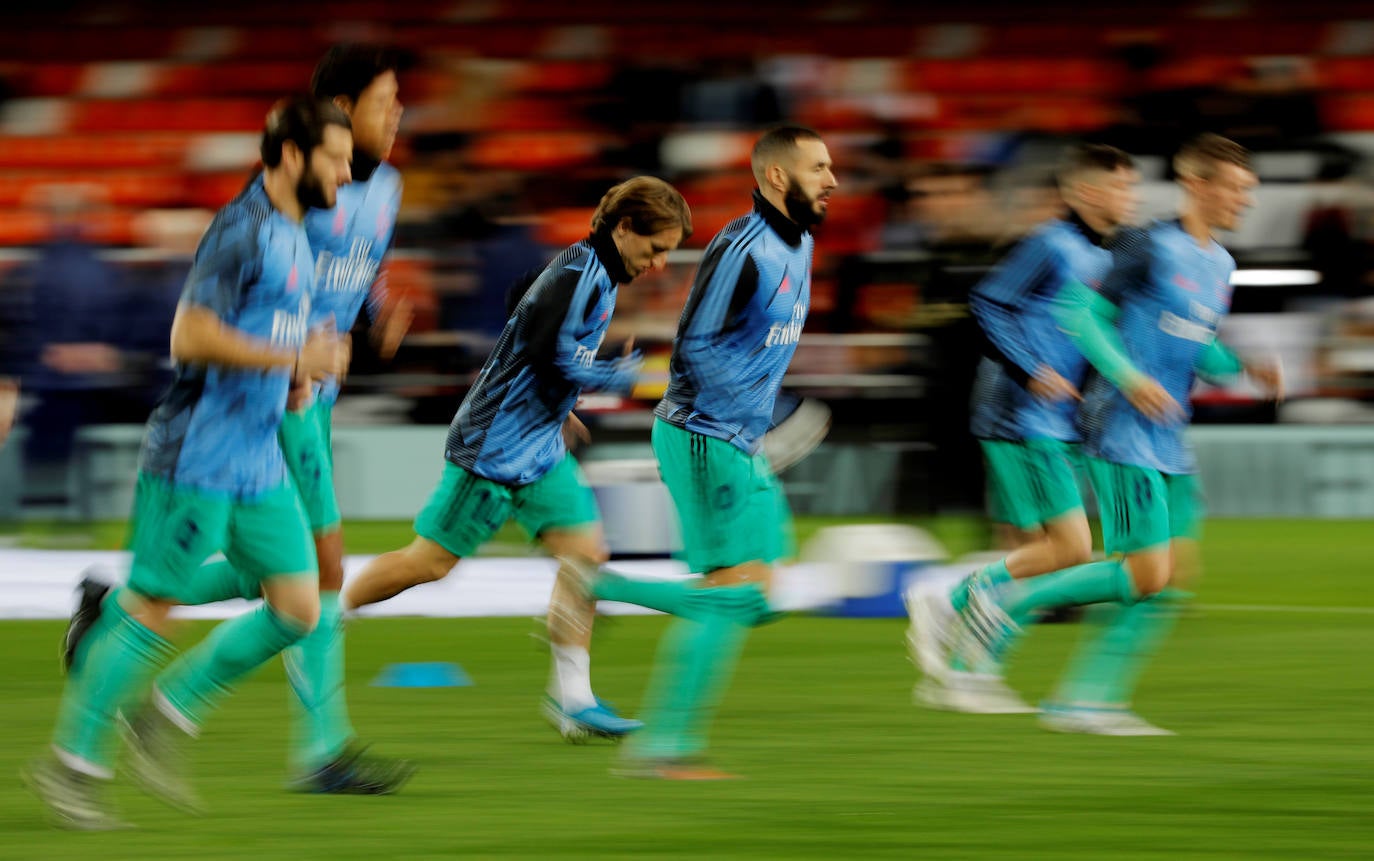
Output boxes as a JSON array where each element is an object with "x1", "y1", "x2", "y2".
[
  {"x1": 1178, "y1": 207, "x2": 1213, "y2": 247},
  {"x1": 263, "y1": 168, "x2": 304, "y2": 223}
]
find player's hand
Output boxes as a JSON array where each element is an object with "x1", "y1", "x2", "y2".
[
  {"x1": 296, "y1": 325, "x2": 349, "y2": 383},
  {"x1": 1028, "y1": 366, "x2": 1082, "y2": 403},
  {"x1": 1245, "y1": 356, "x2": 1285, "y2": 402},
  {"x1": 1125, "y1": 376, "x2": 1184, "y2": 424},
  {"x1": 373, "y1": 296, "x2": 414, "y2": 361},
  {"x1": 286, "y1": 379, "x2": 314, "y2": 412},
  {"x1": 562, "y1": 411, "x2": 591, "y2": 451}
]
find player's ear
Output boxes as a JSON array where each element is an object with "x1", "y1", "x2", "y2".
[
  {"x1": 767, "y1": 162, "x2": 789, "y2": 193},
  {"x1": 332, "y1": 94, "x2": 355, "y2": 117},
  {"x1": 615, "y1": 216, "x2": 633, "y2": 237}
]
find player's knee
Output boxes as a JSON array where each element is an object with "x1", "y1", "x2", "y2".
[
  {"x1": 407, "y1": 543, "x2": 458, "y2": 585},
  {"x1": 1125, "y1": 560, "x2": 1170, "y2": 598},
  {"x1": 1054, "y1": 534, "x2": 1093, "y2": 569}
]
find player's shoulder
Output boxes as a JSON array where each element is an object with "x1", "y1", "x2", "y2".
[
  {"x1": 711, "y1": 210, "x2": 768, "y2": 251},
  {"x1": 200, "y1": 179, "x2": 271, "y2": 259},
  {"x1": 1110, "y1": 222, "x2": 1159, "y2": 259},
  {"x1": 369, "y1": 161, "x2": 403, "y2": 194}
]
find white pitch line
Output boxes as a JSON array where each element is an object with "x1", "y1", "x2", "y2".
[{"x1": 1195, "y1": 603, "x2": 1374, "y2": 616}]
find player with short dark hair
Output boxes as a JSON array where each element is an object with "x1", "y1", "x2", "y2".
[
  {"x1": 612, "y1": 126, "x2": 836, "y2": 779},
  {"x1": 907, "y1": 143, "x2": 1140, "y2": 714},
  {"x1": 26, "y1": 96, "x2": 353, "y2": 829}
]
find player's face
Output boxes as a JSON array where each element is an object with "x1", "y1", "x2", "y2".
[
  {"x1": 298, "y1": 124, "x2": 353, "y2": 210},
  {"x1": 615, "y1": 223, "x2": 683, "y2": 280},
  {"x1": 348, "y1": 71, "x2": 403, "y2": 162},
  {"x1": 782, "y1": 139, "x2": 837, "y2": 227},
  {"x1": 1200, "y1": 162, "x2": 1258, "y2": 232},
  {"x1": 1089, "y1": 166, "x2": 1140, "y2": 229}
]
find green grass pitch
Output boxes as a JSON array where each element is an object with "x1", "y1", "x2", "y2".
[{"x1": 0, "y1": 518, "x2": 1370, "y2": 859}]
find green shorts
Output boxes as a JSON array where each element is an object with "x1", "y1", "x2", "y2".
[
  {"x1": 280, "y1": 400, "x2": 341, "y2": 534},
  {"x1": 981, "y1": 439, "x2": 1085, "y2": 530},
  {"x1": 126, "y1": 473, "x2": 317, "y2": 603},
  {"x1": 651, "y1": 419, "x2": 795, "y2": 574},
  {"x1": 414, "y1": 455, "x2": 601, "y2": 558},
  {"x1": 1086, "y1": 458, "x2": 1205, "y2": 555}
]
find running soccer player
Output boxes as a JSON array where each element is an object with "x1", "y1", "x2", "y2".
[
  {"x1": 907, "y1": 144, "x2": 1140, "y2": 714},
  {"x1": 62, "y1": 45, "x2": 415, "y2": 794},
  {"x1": 614, "y1": 126, "x2": 836, "y2": 779},
  {"x1": 956, "y1": 133, "x2": 1282, "y2": 734},
  {"x1": 25, "y1": 97, "x2": 353, "y2": 829},
  {"x1": 341, "y1": 177, "x2": 750, "y2": 740}
]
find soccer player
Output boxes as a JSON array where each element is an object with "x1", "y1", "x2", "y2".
[
  {"x1": 956, "y1": 133, "x2": 1282, "y2": 734},
  {"x1": 341, "y1": 177, "x2": 732, "y2": 740},
  {"x1": 614, "y1": 126, "x2": 836, "y2": 779},
  {"x1": 62, "y1": 45, "x2": 415, "y2": 794},
  {"x1": 907, "y1": 144, "x2": 1140, "y2": 714},
  {"x1": 25, "y1": 97, "x2": 353, "y2": 829}
]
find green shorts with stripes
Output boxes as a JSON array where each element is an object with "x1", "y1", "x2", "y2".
[
  {"x1": 981, "y1": 438, "x2": 1086, "y2": 530},
  {"x1": 280, "y1": 400, "x2": 341, "y2": 534},
  {"x1": 126, "y1": 473, "x2": 317, "y2": 603},
  {"x1": 413, "y1": 455, "x2": 601, "y2": 558},
  {"x1": 1086, "y1": 457, "x2": 1205, "y2": 555},
  {"x1": 651, "y1": 419, "x2": 795, "y2": 574}
]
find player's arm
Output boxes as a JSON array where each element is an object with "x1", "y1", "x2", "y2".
[
  {"x1": 171, "y1": 232, "x2": 344, "y2": 381},
  {"x1": 527, "y1": 269, "x2": 641, "y2": 394},
  {"x1": 1196, "y1": 337, "x2": 1285, "y2": 400},
  {"x1": 1054, "y1": 230, "x2": 1182, "y2": 422},
  {"x1": 969, "y1": 234, "x2": 1059, "y2": 391},
  {"x1": 677, "y1": 238, "x2": 758, "y2": 386},
  {"x1": 362, "y1": 175, "x2": 411, "y2": 359}
]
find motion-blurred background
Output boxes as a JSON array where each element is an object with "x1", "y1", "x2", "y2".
[{"x1": 4, "y1": 1, "x2": 1374, "y2": 528}]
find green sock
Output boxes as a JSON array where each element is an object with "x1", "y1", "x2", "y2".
[
  {"x1": 156, "y1": 604, "x2": 308, "y2": 728},
  {"x1": 1001, "y1": 560, "x2": 1136, "y2": 620},
  {"x1": 948, "y1": 560, "x2": 1012, "y2": 671},
  {"x1": 285, "y1": 591, "x2": 353, "y2": 771},
  {"x1": 54, "y1": 589, "x2": 176, "y2": 774},
  {"x1": 1055, "y1": 588, "x2": 1185, "y2": 707},
  {"x1": 590, "y1": 572, "x2": 703, "y2": 616},
  {"x1": 175, "y1": 559, "x2": 259, "y2": 606},
  {"x1": 950, "y1": 559, "x2": 1011, "y2": 614},
  {"x1": 627, "y1": 613, "x2": 750, "y2": 761}
]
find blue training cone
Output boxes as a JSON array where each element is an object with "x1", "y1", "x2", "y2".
[{"x1": 371, "y1": 662, "x2": 472, "y2": 688}]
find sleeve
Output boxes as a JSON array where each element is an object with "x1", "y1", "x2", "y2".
[
  {"x1": 677, "y1": 236, "x2": 759, "y2": 383},
  {"x1": 968, "y1": 233, "x2": 1057, "y2": 387},
  {"x1": 363, "y1": 172, "x2": 404, "y2": 324},
  {"x1": 526, "y1": 267, "x2": 640, "y2": 394},
  {"x1": 181, "y1": 216, "x2": 262, "y2": 320},
  {"x1": 1052, "y1": 228, "x2": 1156, "y2": 393},
  {"x1": 1195, "y1": 337, "x2": 1244, "y2": 384}
]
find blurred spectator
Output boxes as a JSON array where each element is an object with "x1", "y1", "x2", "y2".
[{"x1": 20, "y1": 186, "x2": 126, "y2": 508}]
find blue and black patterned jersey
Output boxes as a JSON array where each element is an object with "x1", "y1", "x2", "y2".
[
  {"x1": 139, "y1": 175, "x2": 313, "y2": 498},
  {"x1": 969, "y1": 212, "x2": 1115, "y2": 443},
  {"x1": 1079, "y1": 220, "x2": 1236, "y2": 474},
  {"x1": 655, "y1": 191, "x2": 814, "y2": 456},
  {"x1": 304, "y1": 160, "x2": 401, "y2": 405},
  {"x1": 444, "y1": 230, "x2": 639, "y2": 485}
]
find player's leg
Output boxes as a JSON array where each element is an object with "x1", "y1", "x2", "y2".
[
  {"x1": 30, "y1": 475, "x2": 224, "y2": 828},
  {"x1": 272, "y1": 400, "x2": 391, "y2": 787},
  {"x1": 342, "y1": 463, "x2": 510, "y2": 611},
  {"x1": 538, "y1": 525, "x2": 648, "y2": 740},
  {"x1": 617, "y1": 423, "x2": 781, "y2": 779},
  {"x1": 1037, "y1": 461, "x2": 1180, "y2": 735},
  {"x1": 1046, "y1": 473, "x2": 1202, "y2": 734},
  {"x1": 125, "y1": 484, "x2": 320, "y2": 810},
  {"x1": 910, "y1": 440, "x2": 1091, "y2": 703}
]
